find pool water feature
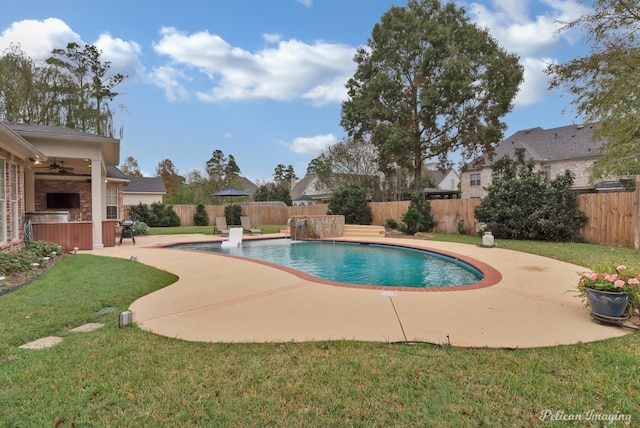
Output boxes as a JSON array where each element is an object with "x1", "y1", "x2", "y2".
[{"x1": 171, "y1": 239, "x2": 483, "y2": 289}]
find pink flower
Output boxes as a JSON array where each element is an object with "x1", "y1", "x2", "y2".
[
  {"x1": 629, "y1": 278, "x2": 640, "y2": 285},
  {"x1": 590, "y1": 273, "x2": 599, "y2": 280},
  {"x1": 614, "y1": 280, "x2": 625, "y2": 287},
  {"x1": 617, "y1": 265, "x2": 627, "y2": 271},
  {"x1": 604, "y1": 274, "x2": 617, "y2": 282}
]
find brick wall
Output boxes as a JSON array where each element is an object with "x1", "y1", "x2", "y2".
[
  {"x1": 0, "y1": 148, "x2": 26, "y2": 251},
  {"x1": 34, "y1": 179, "x2": 92, "y2": 221}
]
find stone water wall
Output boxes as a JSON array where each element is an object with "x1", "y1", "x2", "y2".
[{"x1": 289, "y1": 215, "x2": 344, "y2": 239}]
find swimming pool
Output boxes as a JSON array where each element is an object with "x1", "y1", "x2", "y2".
[{"x1": 170, "y1": 239, "x2": 483, "y2": 288}]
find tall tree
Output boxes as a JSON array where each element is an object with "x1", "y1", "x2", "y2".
[
  {"x1": 0, "y1": 44, "x2": 64, "y2": 124},
  {"x1": 311, "y1": 137, "x2": 385, "y2": 200},
  {"x1": 273, "y1": 164, "x2": 287, "y2": 183},
  {"x1": 273, "y1": 164, "x2": 297, "y2": 186},
  {"x1": 0, "y1": 43, "x2": 126, "y2": 136},
  {"x1": 46, "y1": 42, "x2": 126, "y2": 136},
  {"x1": 284, "y1": 165, "x2": 297, "y2": 183},
  {"x1": 206, "y1": 150, "x2": 227, "y2": 181},
  {"x1": 306, "y1": 157, "x2": 328, "y2": 176},
  {"x1": 205, "y1": 149, "x2": 242, "y2": 191},
  {"x1": 225, "y1": 154, "x2": 241, "y2": 178},
  {"x1": 156, "y1": 159, "x2": 183, "y2": 198},
  {"x1": 546, "y1": 0, "x2": 640, "y2": 179},
  {"x1": 341, "y1": 0, "x2": 523, "y2": 191},
  {"x1": 120, "y1": 156, "x2": 142, "y2": 176}
]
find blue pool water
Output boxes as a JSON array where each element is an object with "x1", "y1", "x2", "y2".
[{"x1": 170, "y1": 239, "x2": 482, "y2": 288}]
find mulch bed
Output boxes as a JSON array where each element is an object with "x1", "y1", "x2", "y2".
[{"x1": 0, "y1": 254, "x2": 67, "y2": 296}]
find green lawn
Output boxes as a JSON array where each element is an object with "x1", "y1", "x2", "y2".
[
  {"x1": 0, "y1": 237, "x2": 638, "y2": 426},
  {"x1": 146, "y1": 224, "x2": 284, "y2": 236}
]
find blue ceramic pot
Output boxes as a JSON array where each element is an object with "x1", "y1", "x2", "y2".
[{"x1": 585, "y1": 288, "x2": 629, "y2": 318}]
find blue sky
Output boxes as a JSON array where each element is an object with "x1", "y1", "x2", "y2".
[{"x1": 0, "y1": 0, "x2": 590, "y2": 182}]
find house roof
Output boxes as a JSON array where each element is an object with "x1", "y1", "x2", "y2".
[
  {"x1": 4, "y1": 122, "x2": 119, "y2": 143},
  {"x1": 0, "y1": 122, "x2": 47, "y2": 160},
  {"x1": 239, "y1": 176, "x2": 259, "y2": 195},
  {"x1": 106, "y1": 166, "x2": 129, "y2": 180},
  {"x1": 4, "y1": 121, "x2": 121, "y2": 166},
  {"x1": 123, "y1": 176, "x2": 167, "y2": 194},
  {"x1": 469, "y1": 123, "x2": 605, "y2": 170},
  {"x1": 291, "y1": 174, "x2": 315, "y2": 201}
]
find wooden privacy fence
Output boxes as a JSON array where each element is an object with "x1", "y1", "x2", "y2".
[
  {"x1": 132, "y1": 200, "x2": 480, "y2": 234},
  {"x1": 129, "y1": 187, "x2": 640, "y2": 248},
  {"x1": 578, "y1": 191, "x2": 639, "y2": 248}
]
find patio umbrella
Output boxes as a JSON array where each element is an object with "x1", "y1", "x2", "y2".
[
  {"x1": 212, "y1": 187, "x2": 251, "y2": 206},
  {"x1": 212, "y1": 187, "x2": 251, "y2": 198}
]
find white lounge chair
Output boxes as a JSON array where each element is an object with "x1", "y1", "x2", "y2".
[{"x1": 221, "y1": 227, "x2": 243, "y2": 248}]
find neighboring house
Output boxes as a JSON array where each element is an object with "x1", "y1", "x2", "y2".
[
  {"x1": 290, "y1": 174, "x2": 332, "y2": 206},
  {"x1": 425, "y1": 163, "x2": 460, "y2": 191},
  {"x1": 424, "y1": 163, "x2": 460, "y2": 199},
  {"x1": 238, "y1": 176, "x2": 259, "y2": 197},
  {"x1": 123, "y1": 176, "x2": 167, "y2": 206},
  {"x1": 1, "y1": 121, "x2": 125, "y2": 251},
  {"x1": 291, "y1": 169, "x2": 461, "y2": 204},
  {"x1": 460, "y1": 123, "x2": 613, "y2": 199}
]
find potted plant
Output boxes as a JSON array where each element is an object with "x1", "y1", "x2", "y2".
[{"x1": 576, "y1": 264, "x2": 640, "y2": 319}]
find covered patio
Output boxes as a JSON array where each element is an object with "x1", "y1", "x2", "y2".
[{"x1": 3, "y1": 122, "x2": 127, "y2": 250}]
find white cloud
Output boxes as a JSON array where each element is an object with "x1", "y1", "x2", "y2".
[
  {"x1": 94, "y1": 33, "x2": 145, "y2": 79},
  {"x1": 0, "y1": 18, "x2": 81, "y2": 59},
  {"x1": 148, "y1": 65, "x2": 190, "y2": 102},
  {"x1": 152, "y1": 27, "x2": 356, "y2": 104},
  {"x1": 514, "y1": 56, "x2": 555, "y2": 106},
  {"x1": 288, "y1": 134, "x2": 336, "y2": 155},
  {"x1": 0, "y1": 18, "x2": 144, "y2": 81},
  {"x1": 296, "y1": 0, "x2": 313, "y2": 7},
  {"x1": 263, "y1": 33, "x2": 282, "y2": 44},
  {"x1": 465, "y1": 0, "x2": 589, "y2": 106}
]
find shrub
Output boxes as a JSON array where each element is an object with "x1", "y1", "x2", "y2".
[
  {"x1": 25, "y1": 240, "x2": 63, "y2": 256},
  {"x1": 457, "y1": 219, "x2": 468, "y2": 235},
  {"x1": 253, "y1": 183, "x2": 293, "y2": 206},
  {"x1": 193, "y1": 203, "x2": 210, "y2": 226},
  {"x1": 474, "y1": 152, "x2": 588, "y2": 241},
  {"x1": 129, "y1": 203, "x2": 150, "y2": 224},
  {"x1": 225, "y1": 204, "x2": 243, "y2": 226},
  {"x1": 0, "y1": 252, "x2": 24, "y2": 275},
  {"x1": 385, "y1": 218, "x2": 398, "y2": 229},
  {"x1": 133, "y1": 221, "x2": 150, "y2": 236},
  {"x1": 399, "y1": 206, "x2": 423, "y2": 235},
  {"x1": 151, "y1": 202, "x2": 181, "y2": 227},
  {"x1": 0, "y1": 240, "x2": 62, "y2": 275},
  {"x1": 327, "y1": 183, "x2": 372, "y2": 225},
  {"x1": 399, "y1": 193, "x2": 436, "y2": 234},
  {"x1": 131, "y1": 202, "x2": 180, "y2": 227}
]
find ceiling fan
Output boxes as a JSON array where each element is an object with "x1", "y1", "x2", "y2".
[{"x1": 33, "y1": 158, "x2": 75, "y2": 175}]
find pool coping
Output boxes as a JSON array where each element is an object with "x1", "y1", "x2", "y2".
[
  {"x1": 85, "y1": 233, "x2": 631, "y2": 348},
  {"x1": 161, "y1": 237, "x2": 502, "y2": 292}
]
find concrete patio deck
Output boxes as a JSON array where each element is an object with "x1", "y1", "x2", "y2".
[{"x1": 87, "y1": 233, "x2": 630, "y2": 348}]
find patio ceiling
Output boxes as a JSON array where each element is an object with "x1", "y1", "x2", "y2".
[{"x1": 30, "y1": 156, "x2": 93, "y2": 178}]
